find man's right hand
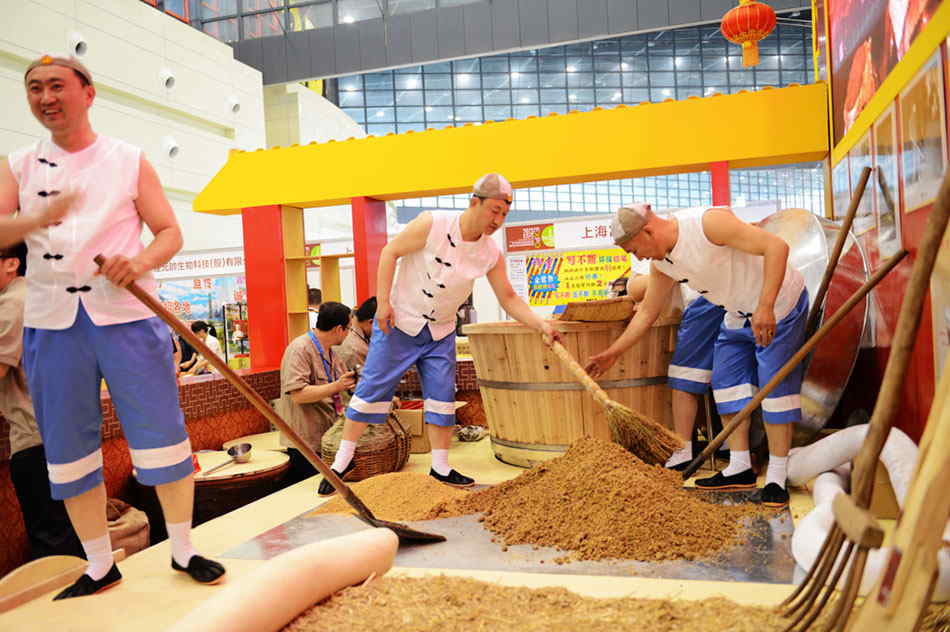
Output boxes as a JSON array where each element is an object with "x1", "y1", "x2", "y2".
[
  {"x1": 336, "y1": 371, "x2": 356, "y2": 392},
  {"x1": 376, "y1": 301, "x2": 394, "y2": 334},
  {"x1": 37, "y1": 189, "x2": 78, "y2": 228}
]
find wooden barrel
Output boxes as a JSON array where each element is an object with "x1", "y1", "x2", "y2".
[{"x1": 463, "y1": 317, "x2": 680, "y2": 468}]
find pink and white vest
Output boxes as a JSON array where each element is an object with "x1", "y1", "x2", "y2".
[
  {"x1": 391, "y1": 211, "x2": 500, "y2": 340},
  {"x1": 8, "y1": 135, "x2": 158, "y2": 329}
]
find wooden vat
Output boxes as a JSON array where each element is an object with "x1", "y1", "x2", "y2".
[{"x1": 463, "y1": 317, "x2": 679, "y2": 467}]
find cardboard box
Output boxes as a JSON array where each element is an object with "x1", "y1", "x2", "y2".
[{"x1": 393, "y1": 401, "x2": 467, "y2": 454}]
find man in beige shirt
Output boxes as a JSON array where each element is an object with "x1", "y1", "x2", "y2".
[
  {"x1": 276, "y1": 302, "x2": 355, "y2": 484},
  {"x1": 0, "y1": 242, "x2": 83, "y2": 559},
  {"x1": 335, "y1": 296, "x2": 375, "y2": 372}
]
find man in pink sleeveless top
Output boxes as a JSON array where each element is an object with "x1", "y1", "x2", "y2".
[
  {"x1": 319, "y1": 174, "x2": 560, "y2": 495},
  {"x1": 0, "y1": 55, "x2": 225, "y2": 598}
]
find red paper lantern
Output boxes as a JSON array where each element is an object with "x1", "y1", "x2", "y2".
[{"x1": 721, "y1": 0, "x2": 777, "y2": 68}]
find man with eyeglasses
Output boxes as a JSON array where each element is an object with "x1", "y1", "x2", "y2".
[
  {"x1": 0, "y1": 54, "x2": 225, "y2": 599},
  {"x1": 319, "y1": 173, "x2": 560, "y2": 494}
]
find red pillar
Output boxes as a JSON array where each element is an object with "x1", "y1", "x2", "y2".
[
  {"x1": 710, "y1": 161, "x2": 731, "y2": 207},
  {"x1": 351, "y1": 197, "x2": 388, "y2": 303},
  {"x1": 242, "y1": 205, "x2": 288, "y2": 370}
]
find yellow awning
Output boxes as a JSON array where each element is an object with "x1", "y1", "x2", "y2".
[{"x1": 194, "y1": 82, "x2": 829, "y2": 215}]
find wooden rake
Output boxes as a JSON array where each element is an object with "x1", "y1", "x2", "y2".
[{"x1": 778, "y1": 169, "x2": 950, "y2": 632}]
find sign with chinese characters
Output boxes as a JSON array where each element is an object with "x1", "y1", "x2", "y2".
[
  {"x1": 154, "y1": 249, "x2": 245, "y2": 279},
  {"x1": 505, "y1": 223, "x2": 555, "y2": 252},
  {"x1": 553, "y1": 218, "x2": 615, "y2": 250},
  {"x1": 525, "y1": 248, "x2": 630, "y2": 306}
]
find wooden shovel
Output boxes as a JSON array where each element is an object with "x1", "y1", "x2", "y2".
[{"x1": 95, "y1": 256, "x2": 445, "y2": 545}]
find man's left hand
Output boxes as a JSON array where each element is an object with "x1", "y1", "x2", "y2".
[
  {"x1": 584, "y1": 348, "x2": 619, "y2": 378},
  {"x1": 751, "y1": 304, "x2": 777, "y2": 347},
  {"x1": 97, "y1": 255, "x2": 148, "y2": 287}
]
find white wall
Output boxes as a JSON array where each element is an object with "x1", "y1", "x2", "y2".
[
  {"x1": 0, "y1": 0, "x2": 267, "y2": 252},
  {"x1": 264, "y1": 83, "x2": 403, "y2": 308}
]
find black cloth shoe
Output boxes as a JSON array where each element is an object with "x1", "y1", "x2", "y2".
[
  {"x1": 172, "y1": 555, "x2": 226, "y2": 584},
  {"x1": 317, "y1": 460, "x2": 356, "y2": 496},
  {"x1": 760, "y1": 482, "x2": 790, "y2": 508},
  {"x1": 666, "y1": 461, "x2": 691, "y2": 472},
  {"x1": 53, "y1": 563, "x2": 122, "y2": 600},
  {"x1": 694, "y1": 468, "x2": 757, "y2": 490},
  {"x1": 429, "y1": 468, "x2": 475, "y2": 487}
]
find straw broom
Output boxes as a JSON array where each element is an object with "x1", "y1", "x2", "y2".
[{"x1": 549, "y1": 341, "x2": 682, "y2": 465}]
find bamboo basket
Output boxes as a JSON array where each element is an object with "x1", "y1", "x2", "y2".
[
  {"x1": 557, "y1": 297, "x2": 635, "y2": 322},
  {"x1": 320, "y1": 414, "x2": 411, "y2": 481},
  {"x1": 463, "y1": 317, "x2": 679, "y2": 467}
]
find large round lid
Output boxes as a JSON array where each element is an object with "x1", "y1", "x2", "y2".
[{"x1": 760, "y1": 208, "x2": 870, "y2": 438}]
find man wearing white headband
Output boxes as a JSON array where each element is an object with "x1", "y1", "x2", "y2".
[
  {"x1": 0, "y1": 54, "x2": 225, "y2": 598},
  {"x1": 586, "y1": 203, "x2": 808, "y2": 509},
  {"x1": 320, "y1": 173, "x2": 559, "y2": 494}
]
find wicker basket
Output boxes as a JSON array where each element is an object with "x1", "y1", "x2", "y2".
[{"x1": 320, "y1": 413, "x2": 411, "y2": 482}]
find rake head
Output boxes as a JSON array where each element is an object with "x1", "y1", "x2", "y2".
[{"x1": 777, "y1": 494, "x2": 884, "y2": 632}]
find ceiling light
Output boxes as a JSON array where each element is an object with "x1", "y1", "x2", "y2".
[
  {"x1": 566, "y1": 65, "x2": 576, "y2": 72},
  {"x1": 376, "y1": 110, "x2": 385, "y2": 117},
  {"x1": 510, "y1": 71, "x2": 520, "y2": 78},
  {"x1": 342, "y1": 15, "x2": 354, "y2": 23},
  {"x1": 520, "y1": 97, "x2": 530, "y2": 103},
  {"x1": 425, "y1": 106, "x2": 433, "y2": 112},
  {"x1": 621, "y1": 62, "x2": 629, "y2": 70}
]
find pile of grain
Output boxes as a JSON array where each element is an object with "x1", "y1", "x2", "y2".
[
  {"x1": 425, "y1": 437, "x2": 759, "y2": 562},
  {"x1": 283, "y1": 575, "x2": 794, "y2": 632},
  {"x1": 310, "y1": 471, "x2": 469, "y2": 521}
]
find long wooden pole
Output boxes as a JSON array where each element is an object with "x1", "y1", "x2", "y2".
[
  {"x1": 804, "y1": 166, "x2": 872, "y2": 338},
  {"x1": 93, "y1": 257, "x2": 379, "y2": 521},
  {"x1": 681, "y1": 249, "x2": 908, "y2": 480},
  {"x1": 850, "y1": 170, "x2": 950, "y2": 507}
]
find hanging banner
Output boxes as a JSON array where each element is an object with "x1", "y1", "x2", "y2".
[
  {"x1": 553, "y1": 218, "x2": 614, "y2": 250},
  {"x1": 525, "y1": 248, "x2": 630, "y2": 306},
  {"x1": 829, "y1": 0, "x2": 941, "y2": 143},
  {"x1": 155, "y1": 249, "x2": 245, "y2": 279},
  {"x1": 505, "y1": 223, "x2": 555, "y2": 252}
]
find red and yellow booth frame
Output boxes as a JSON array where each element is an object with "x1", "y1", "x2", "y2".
[{"x1": 194, "y1": 83, "x2": 829, "y2": 369}]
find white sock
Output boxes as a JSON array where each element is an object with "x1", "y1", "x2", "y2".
[
  {"x1": 722, "y1": 450, "x2": 751, "y2": 477},
  {"x1": 81, "y1": 534, "x2": 113, "y2": 581},
  {"x1": 331, "y1": 439, "x2": 357, "y2": 472},
  {"x1": 431, "y1": 449, "x2": 451, "y2": 476},
  {"x1": 665, "y1": 441, "x2": 692, "y2": 467},
  {"x1": 766, "y1": 455, "x2": 788, "y2": 489},
  {"x1": 167, "y1": 520, "x2": 198, "y2": 568}
]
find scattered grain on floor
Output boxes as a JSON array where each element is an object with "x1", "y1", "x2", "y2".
[
  {"x1": 282, "y1": 575, "x2": 793, "y2": 632},
  {"x1": 310, "y1": 471, "x2": 469, "y2": 521},
  {"x1": 426, "y1": 437, "x2": 762, "y2": 562}
]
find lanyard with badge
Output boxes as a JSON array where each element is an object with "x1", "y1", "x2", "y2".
[{"x1": 307, "y1": 330, "x2": 343, "y2": 415}]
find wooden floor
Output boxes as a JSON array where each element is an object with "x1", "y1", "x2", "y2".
[{"x1": 3, "y1": 439, "x2": 823, "y2": 630}]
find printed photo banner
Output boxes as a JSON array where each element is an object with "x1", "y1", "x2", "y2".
[{"x1": 525, "y1": 248, "x2": 631, "y2": 306}]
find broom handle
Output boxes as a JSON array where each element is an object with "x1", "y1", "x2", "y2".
[
  {"x1": 681, "y1": 249, "x2": 908, "y2": 480},
  {"x1": 93, "y1": 256, "x2": 377, "y2": 520},
  {"x1": 851, "y1": 169, "x2": 950, "y2": 508},
  {"x1": 804, "y1": 166, "x2": 872, "y2": 338},
  {"x1": 550, "y1": 341, "x2": 612, "y2": 409}
]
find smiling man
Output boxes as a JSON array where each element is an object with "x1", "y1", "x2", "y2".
[
  {"x1": 319, "y1": 173, "x2": 560, "y2": 494},
  {"x1": 0, "y1": 55, "x2": 225, "y2": 598}
]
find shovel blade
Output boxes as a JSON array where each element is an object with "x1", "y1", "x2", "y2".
[{"x1": 354, "y1": 515, "x2": 446, "y2": 544}]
